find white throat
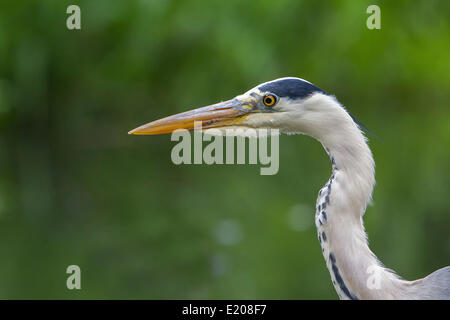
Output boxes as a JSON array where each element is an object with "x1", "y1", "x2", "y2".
[
  {"x1": 295, "y1": 95, "x2": 413, "y2": 299},
  {"x1": 238, "y1": 92, "x2": 436, "y2": 299}
]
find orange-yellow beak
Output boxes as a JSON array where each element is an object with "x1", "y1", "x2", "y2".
[{"x1": 128, "y1": 99, "x2": 253, "y2": 135}]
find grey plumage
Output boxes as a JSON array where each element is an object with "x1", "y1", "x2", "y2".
[
  {"x1": 129, "y1": 77, "x2": 450, "y2": 299},
  {"x1": 412, "y1": 266, "x2": 450, "y2": 299}
]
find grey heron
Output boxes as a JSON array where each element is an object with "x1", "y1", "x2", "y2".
[{"x1": 129, "y1": 77, "x2": 450, "y2": 299}]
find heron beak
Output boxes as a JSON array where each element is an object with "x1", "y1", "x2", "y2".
[{"x1": 128, "y1": 98, "x2": 253, "y2": 135}]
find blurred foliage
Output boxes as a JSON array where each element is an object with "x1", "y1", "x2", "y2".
[{"x1": 0, "y1": 0, "x2": 449, "y2": 299}]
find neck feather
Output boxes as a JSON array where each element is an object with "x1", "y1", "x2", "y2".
[{"x1": 310, "y1": 96, "x2": 412, "y2": 299}]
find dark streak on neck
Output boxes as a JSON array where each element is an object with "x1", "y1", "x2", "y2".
[
  {"x1": 321, "y1": 149, "x2": 359, "y2": 300},
  {"x1": 329, "y1": 253, "x2": 359, "y2": 300}
]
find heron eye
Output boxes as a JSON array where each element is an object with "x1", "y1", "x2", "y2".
[{"x1": 263, "y1": 94, "x2": 277, "y2": 107}]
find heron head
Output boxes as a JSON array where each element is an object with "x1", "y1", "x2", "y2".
[{"x1": 128, "y1": 77, "x2": 335, "y2": 136}]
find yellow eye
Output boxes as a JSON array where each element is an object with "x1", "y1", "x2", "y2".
[{"x1": 263, "y1": 94, "x2": 277, "y2": 107}]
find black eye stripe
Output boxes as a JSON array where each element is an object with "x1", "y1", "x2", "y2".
[{"x1": 258, "y1": 78, "x2": 327, "y2": 99}]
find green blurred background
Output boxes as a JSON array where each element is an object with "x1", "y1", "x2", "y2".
[{"x1": 0, "y1": 0, "x2": 449, "y2": 299}]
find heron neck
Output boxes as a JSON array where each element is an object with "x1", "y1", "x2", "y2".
[{"x1": 316, "y1": 125, "x2": 406, "y2": 299}]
